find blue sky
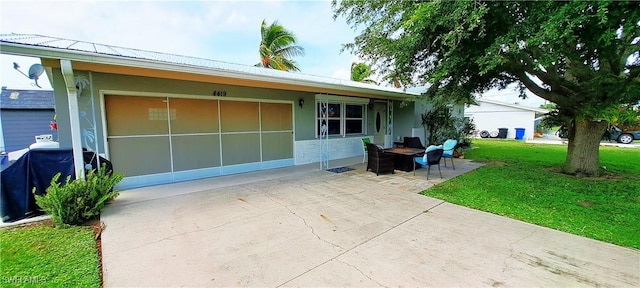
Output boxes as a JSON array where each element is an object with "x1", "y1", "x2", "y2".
[
  {"x1": 1, "y1": 1, "x2": 359, "y2": 87},
  {"x1": 0, "y1": 0, "x2": 545, "y2": 107}
]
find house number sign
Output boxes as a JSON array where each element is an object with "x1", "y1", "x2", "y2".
[{"x1": 212, "y1": 90, "x2": 227, "y2": 97}]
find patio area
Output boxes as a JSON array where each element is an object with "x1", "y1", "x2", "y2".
[{"x1": 108, "y1": 156, "x2": 480, "y2": 207}]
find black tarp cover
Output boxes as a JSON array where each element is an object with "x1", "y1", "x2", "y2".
[{"x1": 0, "y1": 149, "x2": 111, "y2": 222}]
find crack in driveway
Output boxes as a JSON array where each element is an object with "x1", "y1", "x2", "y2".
[
  {"x1": 502, "y1": 229, "x2": 538, "y2": 274},
  {"x1": 262, "y1": 192, "x2": 345, "y2": 251},
  {"x1": 335, "y1": 258, "x2": 390, "y2": 288},
  {"x1": 276, "y1": 200, "x2": 446, "y2": 287}
]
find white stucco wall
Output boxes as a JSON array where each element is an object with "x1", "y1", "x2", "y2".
[
  {"x1": 294, "y1": 136, "x2": 371, "y2": 165},
  {"x1": 465, "y1": 101, "x2": 538, "y2": 140}
]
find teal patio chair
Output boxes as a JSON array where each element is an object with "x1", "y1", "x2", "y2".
[
  {"x1": 414, "y1": 147, "x2": 444, "y2": 179},
  {"x1": 441, "y1": 139, "x2": 458, "y2": 169}
]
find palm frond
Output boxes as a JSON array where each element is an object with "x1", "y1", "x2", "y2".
[{"x1": 258, "y1": 19, "x2": 304, "y2": 71}]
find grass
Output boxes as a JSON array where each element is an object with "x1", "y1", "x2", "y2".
[
  {"x1": 0, "y1": 221, "x2": 101, "y2": 287},
  {"x1": 422, "y1": 139, "x2": 640, "y2": 249}
]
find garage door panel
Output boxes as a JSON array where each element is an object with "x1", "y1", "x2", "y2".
[
  {"x1": 105, "y1": 95, "x2": 293, "y2": 187},
  {"x1": 105, "y1": 96, "x2": 169, "y2": 136},
  {"x1": 108, "y1": 136, "x2": 171, "y2": 177},
  {"x1": 261, "y1": 103, "x2": 293, "y2": 131},
  {"x1": 262, "y1": 132, "x2": 293, "y2": 161},
  {"x1": 169, "y1": 98, "x2": 218, "y2": 134},
  {"x1": 221, "y1": 133, "x2": 260, "y2": 165},
  {"x1": 220, "y1": 101, "x2": 259, "y2": 132},
  {"x1": 171, "y1": 135, "x2": 221, "y2": 171}
]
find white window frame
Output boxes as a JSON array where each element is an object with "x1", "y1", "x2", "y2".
[
  {"x1": 315, "y1": 95, "x2": 369, "y2": 138},
  {"x1": 344, "y1": 104, "x2": 365, "y2": 135}
]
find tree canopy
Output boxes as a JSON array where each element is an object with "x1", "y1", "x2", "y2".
[
  {"x1": 256, "y1": 19, "x2": 305, "y2": 71},
  {"x1": 334, "y1": 0, "x2": 640, "y2": 176}
]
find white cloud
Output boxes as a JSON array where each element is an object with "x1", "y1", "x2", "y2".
[
  {"x1": 331, "y1": 68, "x2": 350, "y2": 80},
  {"x1": 1, "y1": 0, "x2": 362, "y2": 89}
]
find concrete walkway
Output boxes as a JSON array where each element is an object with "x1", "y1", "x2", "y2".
[{"x1": 101, "y1": 158, "x2": 640, "y2": 287}]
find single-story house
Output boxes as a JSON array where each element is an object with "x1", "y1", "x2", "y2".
[
  {"x1": 464, "y1": 98, "x2": 548, "y2": 140},
  {"x1": 0, "y1": 87, "x2": 57, "y2": 152},
  {"x1": 0, "y1": 34, "x2": 423, "y2": 189}
]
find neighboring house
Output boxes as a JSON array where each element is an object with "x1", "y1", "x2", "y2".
[
  {"x1": 0, "y1": 87, "x2": 56, "y2": 152},
  {"x1": 0, "y1": 34, "x2": 422, "y2": 189},
  {"x1": 465, "y1": 98, "x2": 548, "y2": 140}
]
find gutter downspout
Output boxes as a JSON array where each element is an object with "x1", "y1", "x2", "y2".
[{"x1": 60, "y1": 60, "x2": 85, "y2": 180}]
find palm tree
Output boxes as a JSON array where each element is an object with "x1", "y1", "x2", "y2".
[
  {"x1": 350, "y1": 62, "x2": 378, "y2": 85},
  {"x1": 381, "y1": 69, "x2": 408, "y2": 89},
  {"x1": 256, "y1": 19, "x2": 304, "y2": 72}
]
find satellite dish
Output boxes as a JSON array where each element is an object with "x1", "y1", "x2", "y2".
[
  {"x1": 28, "y1": 64, "x2": 44, "y2": 88},
  {"x1": 12, "y1": 62, "x2": 45, "y2": 88},
  {"x1": 28, "y1": 64, "x2": 44, "y2": 80}
]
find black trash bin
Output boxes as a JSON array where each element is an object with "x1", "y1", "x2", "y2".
[{"x1": 497, "y1": 128, "x2": 508, "y2": 139}]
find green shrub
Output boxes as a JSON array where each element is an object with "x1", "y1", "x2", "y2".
[{"x1": 34, "y1": 165, "x2": 124, "y2": 226}]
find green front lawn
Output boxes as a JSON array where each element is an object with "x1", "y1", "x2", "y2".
[
  {"x1": 0, "y1": 222, "x2": 101, "y2": 287},
  {"x1": 422, "y1": 139, "x2": 640, "y2": 249}
]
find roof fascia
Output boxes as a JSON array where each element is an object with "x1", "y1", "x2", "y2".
[{"x1": 478, "y1": 98, "x2": 548, "y2": 113}]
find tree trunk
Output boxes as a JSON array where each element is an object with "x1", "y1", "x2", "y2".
[{"x1": 563, "y1": 118, "x2": 608, "y2": 176}]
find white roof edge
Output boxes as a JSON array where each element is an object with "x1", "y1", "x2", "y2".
[
  {"x1": 0, "y1": 41, "x2": 419, "y2": 100},
  {"x1": 477, "y1": 98, "x2": 549, "y2": 113}
]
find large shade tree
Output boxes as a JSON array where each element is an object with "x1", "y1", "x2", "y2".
[
  {"x1": 256, "y1": 19, "x2": 305, "y2": 71},
  {"x1": 334, "y1": 0, "x2": 640, "y2": 176}
]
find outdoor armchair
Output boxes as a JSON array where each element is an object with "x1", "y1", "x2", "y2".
[
  {"x1": 403, "y1": 137, "x2": 426, "y2": 158},
  {"x1": 365, "y1": 143, "x2": 395, "y2": 176},
  {"x1": 403, "y1": 137, "x2": 426, "y2": 151},
  {"x1": 414, "y1": 147, "x2": 444, "y2": 179},
  {"x1": 441, "y1": 139, "x2": 458, "y2": 169}
]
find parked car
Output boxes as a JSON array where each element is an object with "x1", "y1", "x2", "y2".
[
  {"x1": 555, "y1": 126, "x2": 639, "y2": 144},
  {"x1": 608, "y1": 127, "x2": 640, "y2": 144}
]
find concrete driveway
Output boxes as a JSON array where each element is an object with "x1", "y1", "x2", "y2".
[{"x1": 101, "y1": 159, "x2": 640, "y2": 287}]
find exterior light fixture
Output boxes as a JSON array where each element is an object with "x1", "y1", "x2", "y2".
[{"x1": 298, "y1": 98, "x2": 304, "y2": 108}]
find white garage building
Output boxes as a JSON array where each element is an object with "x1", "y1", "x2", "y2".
[{"x1": 465, "y1": 98, "x2": 548, "y2": 140}]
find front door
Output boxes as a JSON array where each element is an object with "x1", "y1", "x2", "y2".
[{"x1": 373, "y1": 102, "x2": 387, "y2": 146}]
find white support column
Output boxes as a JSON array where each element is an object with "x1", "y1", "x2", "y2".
[
  {"x1": 319, "y1": 95, "x2": 329, "y2": 170},
  {"x1": 385, "y1": 99, "x2": 394, "y2": 148},
  {"x1": 60, "y1": 60, "x2": 85, "y2": 180}
]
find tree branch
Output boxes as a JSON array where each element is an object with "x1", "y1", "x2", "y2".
[
  {"x1": 510, "y1": 68, "x2": 576, "y2": 111},
  {"x1": 518, "y1": 50, "x2": 587, "y2": 101}
]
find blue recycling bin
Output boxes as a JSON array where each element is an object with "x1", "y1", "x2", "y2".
[{"x1": 515, "y1": 128, "x2": 525, "y2": 140}]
